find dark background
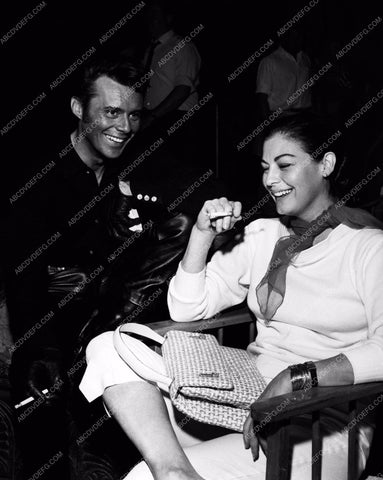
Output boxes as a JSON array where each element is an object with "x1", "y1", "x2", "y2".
[{"x1": 2, "y1": 0, "x2": 383, "y2": 213}]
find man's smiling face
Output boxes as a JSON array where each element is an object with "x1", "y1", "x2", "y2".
[{"x1": 78, "y1": 75, "x2": 143, "y2": 161}]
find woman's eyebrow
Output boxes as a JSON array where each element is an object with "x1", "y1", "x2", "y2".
[{"x1": 274, "y1": 153, "x2": 296, "y2": 161}]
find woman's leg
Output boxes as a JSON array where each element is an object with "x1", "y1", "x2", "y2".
[
  {"x1": 80, "y1": 331, "x2": 226, "y2": 478},
  {"x1": 103, "y1": 382, "x2": 206, "y2": 480}
]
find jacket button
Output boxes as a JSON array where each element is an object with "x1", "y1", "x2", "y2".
[
  {"x1": 151, "y1": 196, "x2": 157, "y2": 202},
  {"x1": 144, "y1": 195, "x2": 150, "y2": 201},
  {"x1": 137, "y1": 194, "x2": 143, "y2": 200}
]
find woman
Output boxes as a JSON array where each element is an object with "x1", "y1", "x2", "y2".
[{"x1": 80, "y1": 112, "x2": 383, "y2": 479}]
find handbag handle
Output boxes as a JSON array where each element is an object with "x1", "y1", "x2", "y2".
[{"x1": 113, "y1": 323, "x2": 172, "y2": 391}]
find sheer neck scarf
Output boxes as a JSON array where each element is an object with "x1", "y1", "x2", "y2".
[{"x1": 256, "y1": 204, "x2": 383, "y2": 322}]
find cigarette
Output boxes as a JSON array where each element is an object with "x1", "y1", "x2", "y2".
[
  {"x1": 208, "y1": 211, "x2": 232, "y2": 220},
  {"x1": 14, "y1": 388, "x2": 49, "y2": 409}
]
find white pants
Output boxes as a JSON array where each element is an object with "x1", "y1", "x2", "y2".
[{"x1": 80, "y1": 332, "x2": 374, "y2": 480}]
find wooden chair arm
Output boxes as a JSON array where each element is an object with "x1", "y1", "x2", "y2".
[
  {"x1": 147, "y1": 306, "x2": 255, "y2": 344},
  {"x1": 251, "y1": 382, "x2": 383, "y2": 423}
]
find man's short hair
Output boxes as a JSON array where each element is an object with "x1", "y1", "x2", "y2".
[{"x1": 76, "y1": 53, "x2": 144, "y2": 110}]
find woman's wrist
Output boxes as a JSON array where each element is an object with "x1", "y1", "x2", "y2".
[
  {"x1": 193, "y1": 224, "x2": 217, "y2": 243},
  {"x1": 288, "y1": 361, "x2": 318, "y2": 391},
  {"x1": 181, "y1": 225, "x2": 215, "y2": 274},
  {"x1": 287, "y1": 355, "x2": 354, "y2": 390}
]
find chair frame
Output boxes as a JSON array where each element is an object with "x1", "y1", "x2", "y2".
[
  {"x1": 147, "y1": 305, "x2": 256, "y2": 345},
  {"x1": 252, "y1": 382, "x2": 383, "y2": 480}
]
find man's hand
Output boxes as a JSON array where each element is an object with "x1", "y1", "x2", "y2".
[{"x1": 11, "y1": 347, "x2": 66, "y2": 407}]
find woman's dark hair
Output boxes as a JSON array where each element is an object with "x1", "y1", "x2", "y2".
[
  {"x1": 75, "y1": 52, "x2": 145, "y2": 112},
  {"x1": 263, "y1": 111, "x2": 346, "y2": 198}
]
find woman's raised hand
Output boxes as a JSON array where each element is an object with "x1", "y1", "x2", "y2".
[
  {"x1": 181, "y1": 198, "x2": 242, "y2": 274},
  {"x1": 196, "y1": 198, "x2": 242, "y2": 235}
]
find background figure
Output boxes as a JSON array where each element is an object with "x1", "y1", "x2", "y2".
[
  {"x1": 141, "y1": 0, "x2": 202, "y2": 164},
  {"x1": 253, "y1": 28, "x2": 312, "y2": 156},
  {"x1": 314, "y1": 39, "x2": 354, "y2": 123},
  {"x1": 255, "y1": 28, "x2": 312, "y2": 118}
]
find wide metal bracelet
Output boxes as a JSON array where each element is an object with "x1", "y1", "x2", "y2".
[
  {"x1": 288, "y1": 363, "x2": 311, "y2": 391},
  {"x1": 303, "y1": 361, "x2": 318, "y2": 388}
]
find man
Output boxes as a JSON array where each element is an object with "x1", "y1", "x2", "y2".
[
  {"x1": 5, "y1": 53, "x2": 219, "y2": 479},
  {"x1": 141, "y1": 0, "x2": 202, "y2": 163},
  {"x1": 255, "y1": 28, "x2": 312, "y2": 119},
  {"x1": 252, "y1": 28, "x2": 312, "y2": 158}
]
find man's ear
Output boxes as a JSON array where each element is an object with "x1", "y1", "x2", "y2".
[
  {"x1": 321, "y1": 152, "x2": 336, "y2": 178},
  {"x1": 71, "y1": 96, "x2": 83, "y2": 120}
]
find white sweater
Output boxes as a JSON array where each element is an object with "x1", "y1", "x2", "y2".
[{"x1": 168, "y1": 218, "x2": 383, "y2": 383}]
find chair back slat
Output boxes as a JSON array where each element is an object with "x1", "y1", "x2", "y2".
[
  {"x1": 265, "y1": 421, "x2": 291, "y2": 480},
  {"x1": 312, "y1": 411, "x2": 322, "y2": 480},
  {"x1": 217, "y1": 327, "x2": 224, "y2": 345},
  {"x1": 348, "y1": 400, "x2": 358, "y2": 480},
  {"x1": 249, "y1": 322, "x2": 256, "y2": 343}
]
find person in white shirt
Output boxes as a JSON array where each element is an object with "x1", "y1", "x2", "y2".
[
  {"x1": 256, "y1": 29, "x2": 312, "y2": 119},
  {"x1": 139, "y1": 1, "x2": 202, "y2": 165},
  {"x1": 142, "y1": 1, "x2": 201, "y2": 128},
  {"x1": 80, "y1": 112, "x2": 383, "y2": 480}
]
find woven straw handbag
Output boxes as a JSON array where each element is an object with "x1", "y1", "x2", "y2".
[{"x1": 113, "y1": 323, "x2": 266, "y2": 432}]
